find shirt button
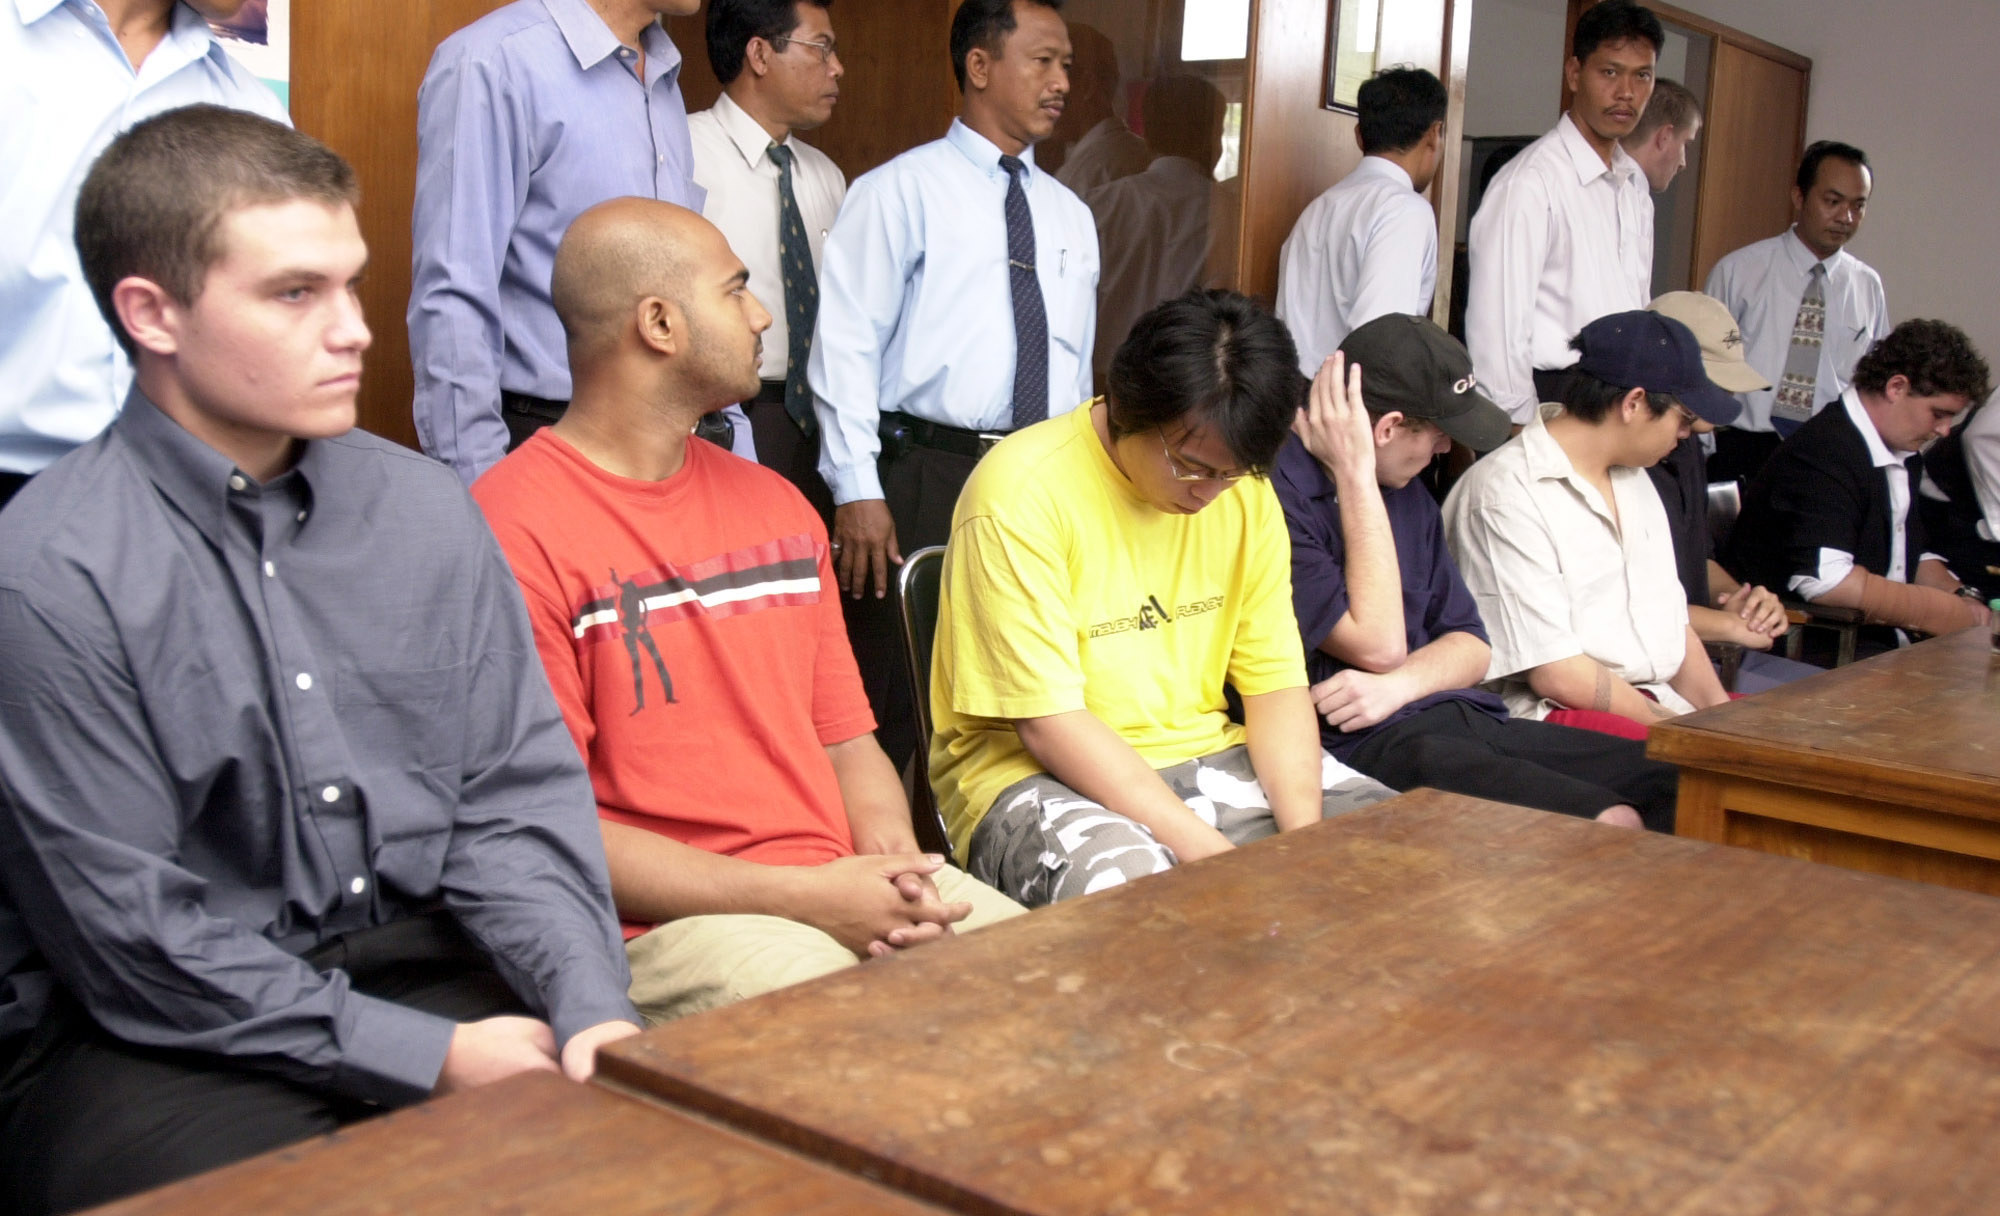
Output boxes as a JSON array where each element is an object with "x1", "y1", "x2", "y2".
[
  {"x1": 321, "y1": 785, "x2": 341, "y2": 804},
  {"x1": 295, "y1": 673, "x2": 313, "y2": 691},
  {"x1": 297, "y1": 510, "x2": 309, "y2": 523},
  {"x1": 350, "y1": 876, "x2": 368, "y2": 896},
  {"x1": 263, "y1": 561, "x2": 276, "y2": 578},
  {"x1": 228, "y1": 474, "x2": 248, "y2": 491}
]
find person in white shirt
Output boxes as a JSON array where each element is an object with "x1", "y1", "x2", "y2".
[
  {"x1": 809, "y1": 0, "x2": 1098, "y2": 772},
  {"x1": 1704, "y1": 141, "x2": 1889, "y2": 484},
  {"x1": 1049, "y1": 21, "x2": 1146, "y2": 196},
  {"x1": 1086, "y1": 74, "x2": 1236, "y2": 385},
  {"x1": 0, "y1": 0, "x2": 286, "y2": 511},
  {"x1": 1619, "y1": 78, "x2": 1700, "y2": 194},
  {"x1": 1275, "y1": 66, "x2": 1447, "y2": 376},
  {"x1": 1443, "y1": 311, "x2": 1735, "y2": 739},
  {"x1": 1465, "y1": 0, "x2": 1662, "y2": 425},
  {"x1": 689, "y1": 0, "x2": 847, "y2": 510}
]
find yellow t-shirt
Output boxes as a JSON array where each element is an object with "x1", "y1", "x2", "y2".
[{"x1": 929, "y1": 402, "x2": 1307, "y2": 857}]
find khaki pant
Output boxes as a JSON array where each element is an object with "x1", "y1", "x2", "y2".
[{"x1": 624, "y1": 866, "x2": 1023, "y2": 1024}]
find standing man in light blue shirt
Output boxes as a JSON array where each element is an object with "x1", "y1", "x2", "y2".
[
  {"x1": 810, "y1": 0, "x2": 1098, "y2": 771},
  {"x1": 411, "y1": 0, "x2": 706, "y2": 487},
  {"x1": 0, "y1": 0, "x2": 285, "y2": 510}
]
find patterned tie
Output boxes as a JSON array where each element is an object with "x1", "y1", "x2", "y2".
[
  {"x1": 999, "y1": 154, "x2": 1049, "y2": 430},
  {"x1": 767, "y1": 143, "x2": 818, "y2": 437},
  {"x1": 1772, "y1": 263, "x2": 1826, "y2": 437}
]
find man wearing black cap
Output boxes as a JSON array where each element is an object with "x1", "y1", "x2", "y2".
[
  {"x1": 1443, "y1": 310, "x2": 1737, "y2": 736},
  {"x1": 1276, "y1": 315, "x2": 1677, "y2": 830}
]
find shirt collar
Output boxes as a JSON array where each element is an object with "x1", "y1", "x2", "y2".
[
  {"x1": 16, "y1": 0, "x2": 69, "y2": 24},
  {"x1": 1273, "y1": 436, "x2": 1338, "y2": 504},
  {"x1": 1556, "y1": 112, "x2": 1638, "y2": 187},
  {"x1": 711, "y1": 91, "x2": 791, "y2": 172},
  {"x1": 1783, "y1": 227, "x2": 1845, "y2": 274},
  {"x1": 947, "y1": 118, "x2": 1038, "y2": 177},
  {"x1": 1842, "y1": 387, "x2": 1903, "y2": 470},
  {"x1": 25, "y1": 1, "x2": 223, "y2": 57},
  {"x1": 1520, "y1": 403, "x2": 1577, "y2": 482},
  {"x1": 542, "y1": 0, "x2": 679, "y2": 80},
  {"x1": 1355, "y1": 155, "x2": 1414, "y2": 190},
  {"x1": 113, "y1": 389, "x2": 255, "y2": 545}
]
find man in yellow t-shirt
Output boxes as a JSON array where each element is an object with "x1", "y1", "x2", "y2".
[{"x1": 930, "y1": 291, "x2": 1396, "y2": 906}]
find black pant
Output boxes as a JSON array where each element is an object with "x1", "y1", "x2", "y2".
[
  {"x1": 0, "y1": 914, "x2": 529, "y2": 1215},
  {"x1": 842, "y1": 442, "x2": 981, "y2": 773},
  {"x1": 1347, "y1": 700, "x2": 1679, "y2": 832},
  {"x1": 1708, "y1": 428, "x2": 1784, "y2": 487},
  {"x1": 0, "y1": 470, "x2": 32, "y2": 511},
  {"x1": 748, "y1": 398, "x2": 834, "y2": 524}
]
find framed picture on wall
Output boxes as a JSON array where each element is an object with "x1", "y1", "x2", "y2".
[{"x1": 1323, "y1": 0, "x2": 1387, "y2": 112}]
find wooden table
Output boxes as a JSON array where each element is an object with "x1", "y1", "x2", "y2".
[
  {"x1": 600, "y1": 790, "x2": 2000, "y2": 1215},
  {"x1": 1651, "y1": 625, "x2": 2000, "y2": 894},
  {"x1": 92, "y1": 1069, "x2": 947, "y2": 1215}
]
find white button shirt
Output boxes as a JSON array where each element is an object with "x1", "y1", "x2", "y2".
[
  {"x1": 1274, "y1": 156, "x2": 1438, "y2": 376},
  {"x1": 1, "y1": 0, "x2": 287, "y2": 476},
  {"x1": 810, "y1": 120, "x2": 1099, "y2": 505},
  {"x1": 1441, "y1": 405, "x2": 1692, "y2": 719},
  {"x1": 1703, "y1": 228, "x2": 1890, "y2": 433},
  {"x1": 689, "y1": 92, "x2": 845, "y2": 382},
  {"x1": 1465, "y1": 115, "x2": 1654, "y2": 423}
]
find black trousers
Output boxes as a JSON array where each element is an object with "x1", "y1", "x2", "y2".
[
  {"x1": 1347, "y1": 700, "x2": 1679, "y2": 832},
  {"x1": 748, "y1": 398, "x2": 834, "y2": 524},
  {"x1": 1708, "y1": 428, "x2": 1784, "y2": 487},
  {"x1": 0, "y1": 914, "x2": 529, "y2": 1215},
  {"x1": 841, "y1": 442, "x2": 980, "y2": 773}
]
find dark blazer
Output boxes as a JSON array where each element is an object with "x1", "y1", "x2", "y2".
[{"x1": 1725, "y1": 399, "x2": 1925, "y2": 593}]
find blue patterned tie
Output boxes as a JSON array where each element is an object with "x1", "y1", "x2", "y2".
[
  {"x1": 768, "y1": 143, "x2": 819, "y2": 437},
  {"x1": 999, "y1": 155, "x2": 1049, "y2": 430}
]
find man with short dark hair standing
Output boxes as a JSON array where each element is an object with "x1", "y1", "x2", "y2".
[
  {"x1": 1619, "y1": 77, "x2": 1701, "y2": 194},
  {"x1": 1466, "y1": 0, "x2": 1662, "y2": 425},
  {"x1": 691, "y1": 0, "x2": 846, "y2": 515},
  {"x1": 411, "y1": 0, "x2": 707, "y2": 486},
  {"x1": 811, "y1": 0, "x2": 1099, "y2": 771},
  {"x1": 0, "y1": 107, "x2": 637, "y2": 1215},
  {"x1": 930, "y1": 292, "x2": 1394, "y2": 908},
  {"x1": 1276, "y1": 66, "x2": 1449, "y2": 375},
  {"x1": 1704, "y1": 141, "x2": 1889, "y2": 483},
  {"x1": 1728, "y1": 319, "x2": 1992, "y2": 644}
]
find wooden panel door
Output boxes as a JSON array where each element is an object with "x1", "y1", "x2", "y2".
[
  {"x1": 291, "y1": 0, "x2": 509, "y2": 450},
  {"x1": 1693, "y1": 40, "x2": 1807, "y2": 286}
]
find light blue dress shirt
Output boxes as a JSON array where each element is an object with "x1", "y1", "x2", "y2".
[
  {"x1": 410, "y1": 0, "x2": 703, "y2": 486},
  {"x1": 809, "y1": 120, "x2": 1099, "y2": 505},
  {"x1": 0, "y1": 0, "x2": 286, "y2": 477}
]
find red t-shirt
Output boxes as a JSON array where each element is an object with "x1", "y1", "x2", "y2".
[{"x1": 473, "y1": 431, "x2": 874, "y2": 882}]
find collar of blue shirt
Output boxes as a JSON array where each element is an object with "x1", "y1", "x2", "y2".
[
  {"x1": 116, "y1": 389, "x2": 334, "y2": 546},
  {"x1": 945, "y1": 117, "x2": 1039, "y2": 179},
  {"x1": 1783, "y1": 225, "x2": 1847, "y2": 276},
  {"x1": 544, "y1": 0, "x2": 681, "y2": 82}
]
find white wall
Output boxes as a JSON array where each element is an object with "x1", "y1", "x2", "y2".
[{"x1": 1459, "y1": 0, "x2": 2000, "y2": 367}]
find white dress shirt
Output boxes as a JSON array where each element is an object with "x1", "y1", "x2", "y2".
[
  {"x1": 1055, "y1": 116, "x2": 1149, "y2": 196},
  {"x1": 1465, "y1": 115, "x2": 1654, "y2": 423},
  {"x1": 810, "y1": 119, "x2": 1099, "y2": 505},
  {"x1": 1703, "y1": 228, "x2": 1890, "y2": 433},
  {"x1": 1274, "y1": 156, "x2": 1438, "y2": 376},
  {"x1": 1, "y1": 0, "x2": 287, "y2": 476},
  {"x1": 1086, "y1": 156, "x2": 1236, "y2": 383},
  {"x1": 1793, "y1": 388, "x2": 1929, "y2": 597},
  {"x1": 1441, "y1": 405, "x2": 1692, "y2": 719},
  {"x1": 689, "y1": 92, "x2": 845, "y2": 462}
]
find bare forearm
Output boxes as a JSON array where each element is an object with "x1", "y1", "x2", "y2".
[
  {"x1": 1015, "y1": 711, "x2": 1228, "y2": 859},
  {"x1": 1240, "y1": 686, "x2": 1324, "y2": 832},
  {"x1": 1668, "y1": 625, "x2": 1730, "y2": 709},
  {"x1": 1915, "y1": 558, "x2": 1962, "y2": 593},
  {"x1": 828, "y1": 734, "x2": 919, "y2": 856},
  {"x1": 1525, "y1": 654, "x2": 1668, "y2": 724},
  {"x1": 1396, "y1": 632, "x2": 1492, "y2": 701},
  {"x1": 600, "y1": 820, "x2": 808, "y2": 926},
  {"x1": 1320, "y1": 467, "x2": 1406, "y2": 672}
]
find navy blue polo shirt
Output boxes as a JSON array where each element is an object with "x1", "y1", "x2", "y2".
[{"x1": 1272, "y1": 435, "x2": 1508, "y2": 759}]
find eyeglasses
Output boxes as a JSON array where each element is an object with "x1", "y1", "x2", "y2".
[
  {"x1": 1668, "y1": 401, "x2": 1699, "y2": 427},
  {"x1": 769, "y1": 35, "x2": 840, "y2": 65},
  {"x1": 1159, "y1": 428, "x2": 1256, "y2": 482}
]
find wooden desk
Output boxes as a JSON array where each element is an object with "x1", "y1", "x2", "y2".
[
  {"x1": 1651, "y1": 626, "x2": 2000, "y2": 894},
  {"x1": 92, "y1": 1070, "x2": 945, "y2": 1215},
  {"x1": 601, "y1": 791, "x2": 2000, "y2": 1215}
]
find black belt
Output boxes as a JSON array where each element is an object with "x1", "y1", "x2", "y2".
[
  {"x1": 882, "y1": 412, "x2": 1009, "y2": 460},
  {"x1": 500, "y1": 391, "x2": 566, "y2": 423}
]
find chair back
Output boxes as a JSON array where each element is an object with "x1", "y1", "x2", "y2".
[
  {"x1": 1706, "y1": 478, "x2": 1743, "y2": 556},
  {"x1": 894, "y1": 546, "x2": 953, "y2": 856}
]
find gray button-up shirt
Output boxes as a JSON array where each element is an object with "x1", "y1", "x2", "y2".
[{"x1": 0, "y1": 393, "x2": 635, "y2": 1104}]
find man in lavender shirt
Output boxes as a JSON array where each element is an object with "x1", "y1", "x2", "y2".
[{"x1": 411, "y1": 0, "x2": 706, "y2": 486}]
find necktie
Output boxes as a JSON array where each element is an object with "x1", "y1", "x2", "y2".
[
  {"x1": 1772, "y1": 263, "x2": 1826, "y2": 438},
  {"x1": 999, "y1": 154, "x2": 1049, "y2": 430},
  {"x1": 767, "y1": 143, "x2": 818, "y2": 437}
]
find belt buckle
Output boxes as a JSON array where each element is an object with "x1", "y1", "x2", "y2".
[{"x1": 977, "y1": 431, "x2": 1007, "y2": 456}]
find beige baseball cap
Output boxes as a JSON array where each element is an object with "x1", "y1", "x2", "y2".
[{"x1": 1647, "y1": 291, "x2": 1772, "y2": 394}]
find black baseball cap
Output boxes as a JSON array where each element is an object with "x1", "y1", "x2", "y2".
[
  {"x1": 1336, "y1": 314, "x2": 1512, "y2": 452},
  {"x1": 1571, "y1": 310, "x2": 1742, "y2": 425}
]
